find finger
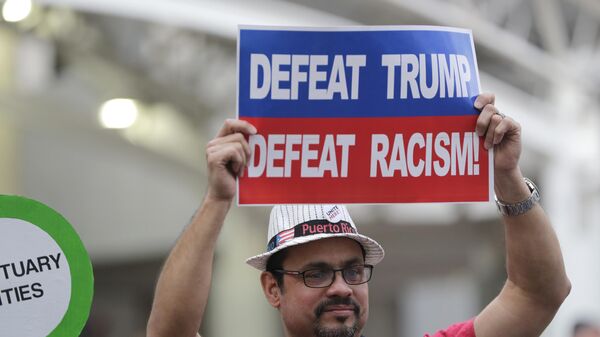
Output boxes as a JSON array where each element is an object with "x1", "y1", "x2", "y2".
[
  {"x1": 474, "y1": 92, "x2": 495, "y2": 110},
  {"x1": 485, "y1": 113, "x2": 504, "y2": 149},
  {"x1": 224, "y1": 142, "x2": 248, "y2": 176},
  {"x1": 230, "y1": 153, "x2": 243, "y2": 177},
  {"x1": 211, "y1": 141, "x2": 249, "y2": 169},
  {"x1": 475, "y1": 104, "x2": 499, "y2": 136},
  {"x1": 216, "y1": 119, "x2": 257, "y2": 138},
  {"x1": 208, "y1": 145, "x2": 246, "y2": 177},
  {"x1": 206, "y1": 138, "x2": 251, "y2": 169},
  {"x1": 207, "y1": 133, "x2": 251, "y2": 158},
  {"x1": 234, "y1": 142, "x2": 248, "y2": 175},
  {"x1": 492, "y1": 117, "x2": 518, "y2": 145}
]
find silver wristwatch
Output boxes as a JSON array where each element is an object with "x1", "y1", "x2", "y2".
[{"x1": 495, "y1": 177, "x2": 541, "y2": 216}]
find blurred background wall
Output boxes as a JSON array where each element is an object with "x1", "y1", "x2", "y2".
[{"x1": 0, "y1": 0, "x2": 599, "y2": 336}]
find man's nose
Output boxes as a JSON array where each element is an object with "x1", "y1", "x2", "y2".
[{"x1": 326, "y1": 270, "x2": 353, "y2": 297}]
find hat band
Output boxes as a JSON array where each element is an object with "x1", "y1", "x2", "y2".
[{"x1": 267, "y1": 220, "x2": 357, "y2": 252}]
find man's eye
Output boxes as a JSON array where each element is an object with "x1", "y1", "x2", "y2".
[
  {"x1": 345, "y1": 266, "x2": 364, "y2": 278},
  {"x1": 305, "y1": 270, "x2": 327, "y2": 279}
]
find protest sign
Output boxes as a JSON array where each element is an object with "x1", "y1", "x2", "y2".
[
  {"x1": 237, "y1": 26, "x2": 492, "y2": 205},
  {"x1": 0, "y1": 195, "x2": 93, "y2": 337}
]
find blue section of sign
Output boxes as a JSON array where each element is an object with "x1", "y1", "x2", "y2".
[{"x1": 238, "y1": 27, "x2": 480, "y2": 118}]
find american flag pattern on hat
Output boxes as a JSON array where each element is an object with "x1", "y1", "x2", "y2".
[{"x1": 276, "y1": 227, "x2": 295, "y2": 245}]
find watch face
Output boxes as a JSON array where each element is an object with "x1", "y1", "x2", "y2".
[{"x1": 523, "y1": 178, "x2": 538, "y2": 192}]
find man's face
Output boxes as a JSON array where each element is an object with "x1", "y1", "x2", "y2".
[{"x1": 277, "y1": 237, "x2": 369, "y2": 337}]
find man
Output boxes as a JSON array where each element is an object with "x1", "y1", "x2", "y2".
[{"x1": 147, "y1": 93, "x2": 571, "y2": 337}]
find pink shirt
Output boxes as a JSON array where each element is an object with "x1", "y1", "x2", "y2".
[{"x1": 424, "y1": 319, "x2": 476, "y2": 337}]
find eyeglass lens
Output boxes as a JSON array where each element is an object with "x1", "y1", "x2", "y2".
[{"x1": 304, "y1": 265, "x2": 372, "y2": 287}]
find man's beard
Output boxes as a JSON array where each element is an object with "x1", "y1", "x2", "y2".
[{"x1": 313, "y1": 297, "x2": 361, "y2": 337}]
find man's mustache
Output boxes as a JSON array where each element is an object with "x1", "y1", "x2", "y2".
[{"x1": 314, "y1": 297, "x2": 360, "y2": 318}]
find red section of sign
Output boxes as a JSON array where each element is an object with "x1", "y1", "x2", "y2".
[{"x1": 238, "y1": 116, "x2": 490, "y2": 204}]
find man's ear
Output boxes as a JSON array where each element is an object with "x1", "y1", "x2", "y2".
[{"x1": 260, "y1": 271, "x2": 281, "y2": 308}]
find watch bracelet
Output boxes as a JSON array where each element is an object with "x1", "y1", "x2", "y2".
[{"x1": 495, "y1": 177, "x2": 541, "y2": 216}]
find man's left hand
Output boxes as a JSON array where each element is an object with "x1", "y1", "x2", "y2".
[{"x1": 474, "y1": 93, "x2": 522, "y2": 174}]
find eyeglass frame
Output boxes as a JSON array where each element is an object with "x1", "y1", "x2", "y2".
[{"x1": 270, "y1": 264, "x2": 374, "y2": 288}]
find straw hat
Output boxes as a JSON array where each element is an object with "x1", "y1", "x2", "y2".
[{"x1": 246, "y1": 204, "x2": 385, "y2": 271}]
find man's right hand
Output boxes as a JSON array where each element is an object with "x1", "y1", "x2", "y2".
[
  {"x1": 147, "y1": 118, "x2": 257, "y2": 337},
  {"x1": 205, "y1": 118, "x2": 256, "y2": 202}
]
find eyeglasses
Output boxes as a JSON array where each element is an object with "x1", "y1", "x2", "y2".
[{"x1": 271, "y1": 264, "x2": 373, "y2": 288}]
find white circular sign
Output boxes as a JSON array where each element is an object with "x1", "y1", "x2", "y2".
[{"x1": 0, "y1": 218, "x2": 71, "y2": 337}]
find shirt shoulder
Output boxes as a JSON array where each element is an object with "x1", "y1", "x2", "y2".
[{"x1": 423, "y1": 319, "x2": 476, "y2": 337}]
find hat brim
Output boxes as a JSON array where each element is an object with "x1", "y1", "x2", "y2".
[{"x1": 245, "y1": 233, "x2": 385, "y2": 271}]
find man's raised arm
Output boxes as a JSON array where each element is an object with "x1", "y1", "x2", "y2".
[
  {"x1": 473, "y1": 93, "x2": 571, "y2": 337},
  {"x1": 147, "y1": 119, "x2": 256, "y2": 337}
]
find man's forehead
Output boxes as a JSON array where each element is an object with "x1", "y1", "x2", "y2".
[
  {"x1": 284, "y1": 237, "x2": 365, "y2": 267},
  {"x1": 299, "y1": 256, "x2": 365, "y2": 270}
]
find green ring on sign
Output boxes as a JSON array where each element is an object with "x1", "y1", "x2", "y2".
[{"x1": 0, "y1": 195, "x2": 94, "y2": 337}]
